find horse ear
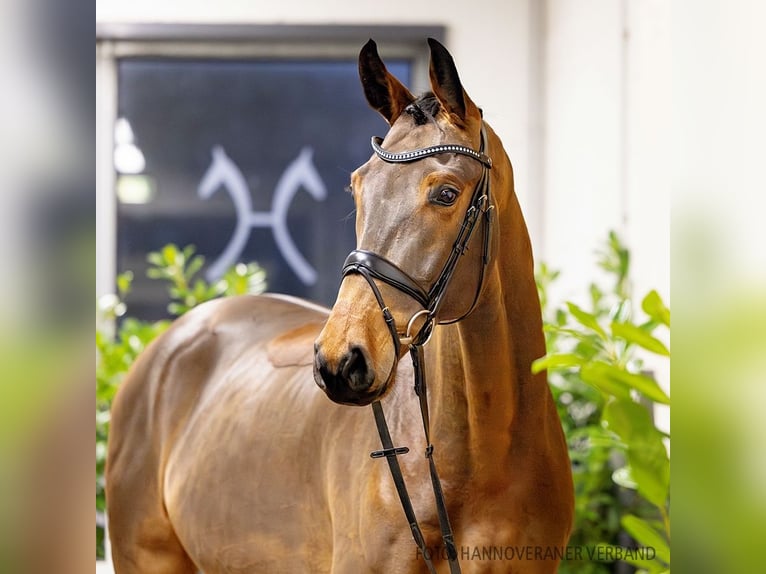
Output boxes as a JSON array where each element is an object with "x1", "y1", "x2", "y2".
[
  {"x1": 427, "y1": 38, "x2": 480, "y2": 126},
  {"x1": 359, "y1": 39, "x2": 415, "y2": 125}
]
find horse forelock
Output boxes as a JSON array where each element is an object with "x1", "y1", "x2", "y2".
[
  {"x1": 404, "y1": 93, "x2": 441, "y2": 125},
  {"x1": 393, "y1": 93, "x2": 487, "y2": 156},
  {"x1": 384, "y1": 95, "x2": 479, "y2": 155}
]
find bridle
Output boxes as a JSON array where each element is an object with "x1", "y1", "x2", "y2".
[
  {"x1": 341, "y1": 125, "x2": 494, "y2": 574},
  {"x1": 345, "y1": 126, "x2": 494, "y2": 342}
]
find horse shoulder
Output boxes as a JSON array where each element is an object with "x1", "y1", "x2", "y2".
[{"x1": 107, "y1": 294, "x2": 336, "y2": 571}]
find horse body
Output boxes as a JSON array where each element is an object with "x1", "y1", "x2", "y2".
[{"x1": 107, "y1": 39, "x2": 573, "y2": 574}]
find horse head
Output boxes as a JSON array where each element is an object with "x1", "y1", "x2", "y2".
[{"x1": 314, "y1": 38, "x2": 501, "y2": 406}]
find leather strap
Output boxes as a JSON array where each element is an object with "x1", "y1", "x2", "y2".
[
  {"x1": 357, "y1": 264, "x2": 461, "y2": 573},
  {"x1": 370, "y1": 401, "x2": 438, "y2": 574},
  {"x1": 427, "y1": 166, "x2": 491, "y2": 323},
  {"x1": 369, "y1": 347, "x2": 461, "y2": 574},
  {"x1": 371, "y1": 136, "x2": 492, "y2": 169},
  {"x1": 343, "y1": 250, "x2": 429, "y2": 309},
  {"x1": 411, "y1": 345, "x2": 460, "y2": 572}
]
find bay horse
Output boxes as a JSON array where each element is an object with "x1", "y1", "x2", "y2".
[{"x1": 106, "y1": 39, "x2": 573, "y2": 573}]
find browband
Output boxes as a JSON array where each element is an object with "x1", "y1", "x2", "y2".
[{"x1": 371, "y1": 136, "x2": 493, "y2": 169}]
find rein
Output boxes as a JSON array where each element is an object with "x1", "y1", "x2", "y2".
[{"x1": 341, "y1": 126, "x2": 494, "y2": 574}]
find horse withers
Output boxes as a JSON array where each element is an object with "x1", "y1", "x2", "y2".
[{"x1": 106, "y1": 38, "x2": 574, "y2": 574}]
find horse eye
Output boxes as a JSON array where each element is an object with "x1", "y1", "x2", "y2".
[{"x1": 434, "y1": 187, "x2": 458, "y2": 206}]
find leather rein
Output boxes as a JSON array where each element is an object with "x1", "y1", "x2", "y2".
[{"x1": 341, "y1": 126, "x2": 494, "y2": 574}]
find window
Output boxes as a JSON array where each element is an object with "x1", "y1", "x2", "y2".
[{"x1": 97, "y1": 25, "x2": 442, "y2": 318}]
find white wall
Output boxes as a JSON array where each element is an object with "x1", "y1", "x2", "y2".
[
  {"x1": 542, "y1": 0, "x2": 670, "y2": 427},
  {"x1": 543, "y1": 0, "x2": 669, "y2": 305},
  {"x1": 543, "y1": 0, "x2": 625, "y2": 291}
]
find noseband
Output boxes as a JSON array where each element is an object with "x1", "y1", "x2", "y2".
[{"x1": 340, "y1": 126, "x2": 494, "y2": 574}]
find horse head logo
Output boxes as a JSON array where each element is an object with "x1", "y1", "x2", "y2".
[{"x1": 198, "y1": 145, "x2": 327, "y2": 284}]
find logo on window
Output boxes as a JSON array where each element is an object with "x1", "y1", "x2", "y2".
[{"x1": 198, "y1": 145, "x2": 327, "y2": 284}]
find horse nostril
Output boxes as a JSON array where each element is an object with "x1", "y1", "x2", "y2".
[
  {"x1": 313, "y1": 350, "x2": 329, "y2": 390},
  {"x1": 314, "y1": 344, "x2": 375, "y2": 403},
  {"x1": 343, "y1": 346, "x2": 374, "y2": 392}
]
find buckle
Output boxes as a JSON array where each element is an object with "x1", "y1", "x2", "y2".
[
  {"x1": 370, "y1": 446, "x2": 410, "y2": 459},
  {"x1": 476, "y1": 194, "x2": 490, "y2": 213},
  {"x1": 403, "y1": 309, "x2": 434, "y2": 347}
]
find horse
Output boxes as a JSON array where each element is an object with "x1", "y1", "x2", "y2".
[{"x1": 106, "y1": 38, "x2": 573, "y2": 574}]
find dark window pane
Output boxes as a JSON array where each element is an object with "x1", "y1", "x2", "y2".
[{"x1": 116, "y1": 58, "x2": 411, "y2": 319}]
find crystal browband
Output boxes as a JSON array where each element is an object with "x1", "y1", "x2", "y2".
[{"x1": 371, "y1": 136, "x2": 493, "y2": 169}]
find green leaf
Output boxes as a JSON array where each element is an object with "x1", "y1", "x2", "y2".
[
  {"x1": 146, "y1": 251, "x2": 164, "y2": 266},
  {"x1": 619, "y1": 370, "x2": 669, "y2": 405},
  {"x1": 116, "y1": 271, "x2": 134, "y2": 296},
  {"x1": 589, "y1": 283, "x2": 604, "y2": 311},
  {"x1": 192, "y1": 279, "x2": 208, "y2": 300},
  {"x1": 162, "y1": 244, "x2": 180, "y2": 265},
  {"x1": 621, "y1": 515, "x2": 670, "y2": 564},
  {"x1": 611, "y1": 322, "x2": 670, "y2": 356},
  {"x1": 182, "y1": 244, "x2": 197, "y2": 260},
  {"x1": 642, "y1": 290, "x2": 670, "y2": 327},
  {"x1": 186, "y1": 255, "x2": 205, "y2": 278},
  {"x1": 611, "y1": 466, "x2": 637, "y2": 489},
  {"x1": 604, "y1": 399, "x2": 670, "y2": 507},
  {"x1": 146, "y1": 267, "x2": 166, "y2": 279},
  {"x1": 567, "y1": 302, "x2": 607, "y2": 339},
  {"x1": 531, "y1": 353, "x2": 586, "y2": 374},
  {"x1": 588, "y1": 362, "x2": 669, "y2": 404},
  {"x1": 611, "y1": 299, "x2": 632, "y2": 324},
  {"x1": 167, "y1": 302, "x2": 186, "y2": 316},
  {"x1": 580, "y1": 363, "x2": 632, "y2": 400}
]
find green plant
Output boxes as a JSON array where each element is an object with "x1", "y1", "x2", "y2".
[
  {"x1": 536, "y1": 231, "x2": 670, "y2": 573},
  {"x1": 96, "y1": 245, "x2": 266, "y2": 559}
]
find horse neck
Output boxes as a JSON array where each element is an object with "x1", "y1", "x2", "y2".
[{"x1": 428, "y1": 148, "x2": 549, "y2": 477}]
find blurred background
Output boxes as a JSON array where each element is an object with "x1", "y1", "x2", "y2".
[{"x1": 3, "y1": 0, "x2": 765, "y2": 572}]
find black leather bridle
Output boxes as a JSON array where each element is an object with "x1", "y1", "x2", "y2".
[{"x1": 341, "y1": 126, "x2": 494, "y2": 574}]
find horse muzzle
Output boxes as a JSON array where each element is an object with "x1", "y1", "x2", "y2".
[
  {"x1": 313, "y1": 344, "x2": 384, "y2": 406},
  {"x1": 313, "y1": 275, "x2": 407, "y2": 406}
]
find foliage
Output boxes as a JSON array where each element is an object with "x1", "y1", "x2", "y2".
[
  {"x1": 536, "y1": 231, "x2": 670, "y2": 574},
  {"x1": 96, "y1": 244, "x2": 266, "y2": 559}
]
